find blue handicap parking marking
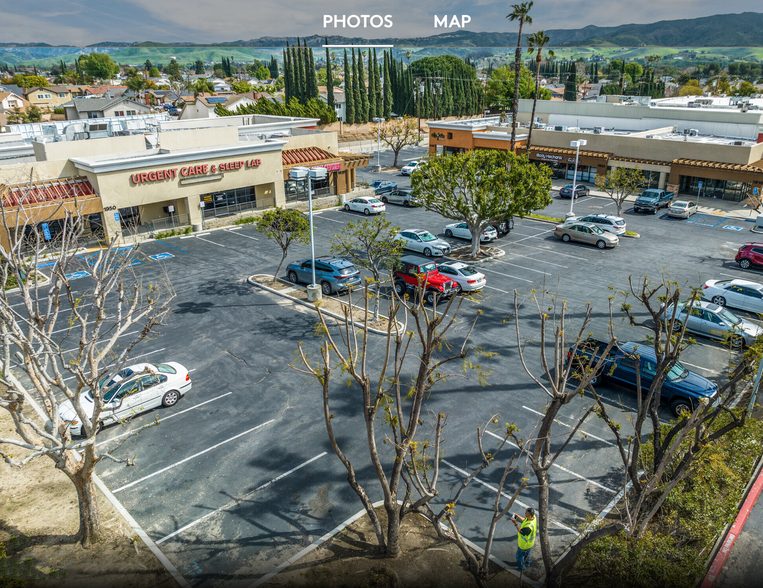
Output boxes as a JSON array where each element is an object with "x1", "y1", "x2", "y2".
[
  {"x1": 723, "y1": 225, "x2": 743, "y2": 231},
  {"x1": 686, "y1": 214, "x2": 728, "y2": 227},
  {"x1": 86, "y1": 246, "x2": 141, "y2": 267},
  {"x1": 148, "y1": 252, "x2": 175, "y2": 261},
  {"x1": 65, "y1": 271, "x2": 90, "y2": 280},
  {"x1": 37, "y1": 261, "x2": 57, "y2": 269}
]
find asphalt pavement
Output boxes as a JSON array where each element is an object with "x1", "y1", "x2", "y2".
[{"x1": 8, "y1": 148, "x2": 763, "y2": 587}]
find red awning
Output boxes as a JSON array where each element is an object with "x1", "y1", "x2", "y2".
[
  {"x1": 282, "y1": 147, "x2": 339, "y2": 167},
  {"x1": 2, "y1": 177, "x2": 96, "y2": 207}
]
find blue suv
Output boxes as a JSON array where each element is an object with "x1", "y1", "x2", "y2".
[{"x1": 286, "y1": 256, "x2": 361, "y2": 295}]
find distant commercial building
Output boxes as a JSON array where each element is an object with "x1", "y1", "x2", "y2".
[{"x1": 428, "y1": 101, "x2": 763, "y2": 202}]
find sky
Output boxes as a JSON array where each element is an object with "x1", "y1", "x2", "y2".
[{"x1": 2, "y1": 0, "x2": 759, "y2": 45}]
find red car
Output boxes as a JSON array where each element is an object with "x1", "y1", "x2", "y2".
[
  {"x1": 735, "y1": 243, "x2": 763, "y2": 270},
  {"x1": 394, "y1": 256, "x2": 456, "y2": 304}
]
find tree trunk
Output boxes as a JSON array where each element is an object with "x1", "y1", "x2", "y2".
[
  {"x1": 536, "y1": 468, "x2": 553, "y2": 578},
  {"x1": 527, "y1": 55, "x2": 541, "y2": 150},
  {"x1": 273, "y1": 249, "x2": 288, "y2": 285},
  {"x1": 70, "y1": 469, "x2": 102, "y2": 545},
  {"x1": 510, "y1": 21, "x2": 524, "y2": 152},
  {"x1": 385, "y1": 501, "x2": 401, "y2": 557}
]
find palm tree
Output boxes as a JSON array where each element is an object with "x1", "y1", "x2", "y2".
[
  {"x1": 507, "y1": 1, "x2": 533, "y2": 152},
  {"x1": 526, "y1": 31, "x2": 551, "y2": 150}
]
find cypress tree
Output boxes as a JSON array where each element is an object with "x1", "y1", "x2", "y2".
[
  {"x1": 351, "y1": 50, "x2": 361, "y2": 123},
  {"x1": 593, "y1": 62, "x2": 599, "y2": 83},
  {"x1": 357, "y1": 49, "x2": 368, "y2": 122},
  {"x1": 283, "y1": 47, "x2": 292, "y2": 103},
  {"x1": 308, "y1": 42, "x2": 319, "y2": 99},
  {"x1": 367, "y1": 51, "x2": 377, "y2": 119},
  {"x1": 383, "y1": 52, "x2": 392, "y2": 119},
  {"x1": 325, "y1": 39, "x2": 334, "y2": 110},
  {"x1": 372, "y1": 49, "x2": 382, "y2": 119},
  {"x1": 343, "y1": 49, "x2": 354, "y2": 124},
  {"x1": 293, "y1": 40, "x2": 304, "y2": 101}
]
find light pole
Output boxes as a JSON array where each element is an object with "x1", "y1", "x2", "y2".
[
  {"x1": 373, "y1": 117, "x2": 384, "y2": 172},
  {"x1": 288, "y1": 166, "x2": 327, "y2": 301},
  {"x1": 568, "y1": 139, "x2": 587, "y2": 218}
]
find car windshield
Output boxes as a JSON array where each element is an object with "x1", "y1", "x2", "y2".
[
  {"x1": 563, "y1": 184, "x2": 573, "y2": 189},
  {"x1": 590, "y1": 225, "x2": 604, "y2": 234},
  {"x1": 98, "y1": 368, "x2": 134, "y2": 389},
  {"x1": 718, "y1": 307, "x2": 742, "y2": 325},
  {"x1": 368, "y1": 198, "x2": 381, "y2": 204},
  {"x1": 336, "y1": 266, "x2": 355, "y2": 275},
  {"x1": 419, "y1": 232, "x2": 437, "y2": 242},
  {"x1": 155, "y1": 363, "x2": 177, "y2": 374},
  {"x1": 102, "y1": 381, "x2": 123, "y2": 402},
  {"x1": 419, "y1": 262, "x2": 437, "y2": 273},
  {"x1": 667, "y1": 362, "x2": 688, "y2": 381},
  {"x1": 459, "y1": 266, "x2": 480, "y2": 276},
  {"x1": 674, "y1": 203, "x2": 688, "y2": 208}
]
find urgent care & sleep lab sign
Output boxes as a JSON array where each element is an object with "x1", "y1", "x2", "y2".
[{"x1": 130, "y1": 159, "x2": 262, "y2": 185}]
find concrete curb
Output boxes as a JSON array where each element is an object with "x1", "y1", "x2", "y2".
[
  {"x1": 443, "y1": 247, "x2": 506, "y2": 265},
  {"x1": 3, "y1": 270, "x2": 51, "y2": 295},
  {"x1": 248, "y1": 275, "x2": 401, "y2": 336}
]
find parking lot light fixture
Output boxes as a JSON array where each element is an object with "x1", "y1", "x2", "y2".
[
  {"x1": 289, "y1": 166, "x2": 326, "y2": 296},
  {"x1": 568, "y1": 139, "x2": 587, "y2": 217},
  {"x1": 373, "y1": 117, "x2": 384, "y2": 171}
]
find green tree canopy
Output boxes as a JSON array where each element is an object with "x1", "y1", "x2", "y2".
[
  {"x1": 254, "y1": 208, "x2": 310, "y2": 284},
  {"x1": 254, "y1": 65, "x2": 271, "y2": 80},
  {"x1": 231, "y1": 80, "x2": 252, "y2": 94},
  {"x1": 486, "y1": 64, "x2": 549, "y2": 108},
  {"x1": 82, "y1": 53, "x2": 119, "y2": 80},
  {"x1": 412, "y1": 150, "x2": 553, "y2": 256}
]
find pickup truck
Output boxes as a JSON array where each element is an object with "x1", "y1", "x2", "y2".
[
  {"x1": 394, "y1": 255, "x2": 456, "y2": 305},
  {"x1": 634, "y1": 189, "x2": 675, "y2": 214},
  {"x1": 568, "y1": 338, "x2": 718, "y2": 417}
]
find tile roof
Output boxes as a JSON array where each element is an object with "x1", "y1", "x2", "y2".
[
  {"x1": 282, "y1": 147, "x2": 340, "y2": 167},
  {"x1": 1, "y1": 177, "x2": 96, "y2": 207}
]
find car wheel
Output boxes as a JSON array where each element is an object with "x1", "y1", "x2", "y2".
[
  {"x1": 653, "y1": 209, "x2": 657, "y2": 215},
  {"x1": 671, "y1": 399, "x2": 692, "y2": 417},
  {"x1": 403, "y1": 200, "x2": 410, "y2": 207},
  {"x1": 321, "y1": 281, "x2": 332, "y2": 295},
  {"x1": 162, "y1": 390, "x2": 180, "y2": 407},
  {"x1": 381, "y1": 196, "x2": 388, "y2": 203},
  {"x1": 730, "y1": 335, "x2": 745, "y2": 349},
  {"x1": 288, "y1": 270, "x2": 299, "y2": 284},
  {"x1": 445, "y1": 229, "x2": 453, "y2": 238},
  {"x1": 364, "y1": 208, "x2": 371, "y2": 216},
  {"x1": 739, "y1": 258, "x2": 752, "y2": 269},
  {"x1": 562, "y1": 234, "x2": 571, "y2": 242},
  {"x1": 455, "y1": 283, "x2": 463, "y2": 294},
  {"x1": 425, "y1": 290, "x2": 436, "y2": 305},
  {"x1": 711, "y1": 295, "x2": 727, "y2": 307},
  {"x1": 95, "y1": 420, "x2": 103, "y2": 434},
  {"x1": 596, "y1": 240, "x2": 607, "y2": 249},
  {"x1": 500, "y1": 220, "x2": 510, "y2": 234},
  {"x1": 344, "y1": 204, "x2": 350, "y2": 211},
  {"x1": 423, "y1": 247, "x2": 433, "y2": 257},
  {"x1": 394, "y1": 281, "x2": 406, "y2": 296},
  {"x1": 589, "y1": 375, "x2": 600, "y2": 386}
]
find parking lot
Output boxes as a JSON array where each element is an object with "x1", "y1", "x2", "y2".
[{"x1": 11, "y1": 146, "x2": 763, "y2": 586}]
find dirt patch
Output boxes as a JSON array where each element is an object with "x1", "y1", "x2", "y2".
[
  {"x1": 446, "y1": 247, "x2": 504, "y2": 263},
  {"x1": 263, "y1": 506, "x2": 516, "y2": 588},
  {"x1": 0, "y1": 410, "x2": 175, "y2": 588},
  {"x1": 251, "y1": 274, "x2": 401, "y2": 334}
]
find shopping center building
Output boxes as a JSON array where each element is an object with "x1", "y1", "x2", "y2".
[
  {"x1": 428, "y1": 100, "x2": 763, "y2": 202},
  {"x1": 0, "y1": 114, "x2": 368, "y2": 248}
]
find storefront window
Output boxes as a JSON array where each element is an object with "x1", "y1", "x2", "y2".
[
  {"x1": 565, "y1": 164, "x2": 596, "y2": 183},
  {"x1": 285, "y1": 177, "x2": 332, "y2": 202},
  {"x1": 201, "y1": 185, "x2": 267, "y2": 218},
  {"x1": 638, "y1": 170, "x2": 661, "y2": 189},
  {"x1": 678, "y1": 176, "x2": 751, "y2": 202}
]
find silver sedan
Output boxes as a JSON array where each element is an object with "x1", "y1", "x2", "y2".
[
  {"x1": 665, "y1": 300, "x2": 762, "y2": 347},
  {"x1": 667, "y1": 200, "x2": 698, "y2": 219},
  {"x1": 554, "y1": 222, "x2": 619, "y2": 249}
]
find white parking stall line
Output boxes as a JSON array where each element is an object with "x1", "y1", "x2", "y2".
[
  {"x1": 501, "y1": 253, "x2": 569, "y2": 269},
  {"x1": 494, "y1": 260, "x2": 551, "y2": 275},
  {"x1": 61, "y1": 330, "x2": 140, "y2": 355},
  {"x1": 97, "y1": 392, "x2": 234, "y2": 446},
  {"x1": 485, "y1": 430, "x2": 616, "y2": 494},
  {"x1": 512, "y1": 228, "x2": 557, "y2": 244},
  {"x1": 156, "y1": 452, "x2": 327, "y2": 545},
  {"x1": 194, "y1": 236, "x2": 226, "y2": 247},
  {"x1": 62, "y1": 348, "x2": 168, "y2": 382},
  {"x1": 508, "y1": 241, "x2": 587, "y2": 261},
  {"x1": 52, "y1": 316, "x2": 113, "y2": 335},
  {"x1": 226, "y1": 230, "x2": 258, "y2": 241},
  {"x1": 679, "y1": 361, "x2": 718, "y2": 375},
  {"x1": 311, "y1": 215, "x2": 345, "y2": 224},
  {"x1": 479, "y1": 266, "x2": 534, "y2": 283},
  {"x1": 442, "y1": 460, "x2": 580, "y2": 535},
  {"x1": 484, "y1": 285, "x2": 512, "y2": 294},
  {"x1": 111, "y1": 419, "x2": 276, "y2": 493},
  {"x1": 522, "y1": 406, "x2": 614, "y2": 446}
]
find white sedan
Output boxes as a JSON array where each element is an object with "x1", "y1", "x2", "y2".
[
  {"x1": 667, "y1": 200, "x2": 698, "y2": 219},
  {"x1": 344, "y1": 197, "x2": 386, "y2": 215},
  {"x1": 58, "y1": 362, "x2": 192, "y2": 436},
  {"x1": 400, "y1": 161, "x2": 421, "y2": 175},
  {"x1": 437, "y1": 262, "x2": 486, "y2": 292},
  {"x1": 701, "y1": 279, "x2": 763, "y2": 314},
  {"x1": 444, "y1": 222, "x2": 498, "y2": 243}
]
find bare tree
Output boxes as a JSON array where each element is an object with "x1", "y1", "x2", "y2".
[
  {"x1": 295, "y1": 279, "x2": 481, "y2": 558},
  {"x1": 376, "y1": 116, "x2": 422, "y2": 168},
  {"x1": 0, "y1": 192, "x2": 173, "y2": 545}
]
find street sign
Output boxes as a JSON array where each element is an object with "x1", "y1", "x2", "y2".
[
  {"x1": 168, "y1": 205, "x2": 175, "y2": 213},
  {"x1": 114, "y1": 212, "x2": 120, "y2": 221},
  {"x1": 41, "y1": 223, "x2": 51, "y2": 241},
  {"x1": 698, "y1": 181, "x2": 703, "y2": 188}
]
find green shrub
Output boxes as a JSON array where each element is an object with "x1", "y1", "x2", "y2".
[
  {"x1": 235, "y1": 216, "x2": 257, "y2": 225},
  {"x1": 53, "y1": 107, "x2": 65, "y2": 115}
]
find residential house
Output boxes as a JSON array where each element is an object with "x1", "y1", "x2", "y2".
[
  {"x1": 61, "y1": 96, "x2": 152, "y2": 120},
  {"x1": 319, "y1": 88, "x2": 346, "y2": 122},
  {"x1": 24, "y1": 87, "x2": 73, "y2": 110},
  {"x1": 85, "y1": 86, "x2": 128, "y2": 98},
  {"x1": 0, "y1": 92, "x2": 29, "y2": 113},
  {"x1": 178, "y1": 93, "x2": 257, "y2": 120}
]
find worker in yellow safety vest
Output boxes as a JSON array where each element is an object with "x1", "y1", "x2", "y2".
[{"x1": 512, "y1": 507, "x2": 537, "y2": 572}]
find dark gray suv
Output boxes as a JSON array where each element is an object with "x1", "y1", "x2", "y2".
[{"x1": 286, "y1": 256, "x2": 361, "y2": 295}]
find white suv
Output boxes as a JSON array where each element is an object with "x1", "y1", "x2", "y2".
[
  {"x1": 400, "y1": 161, "x2": 421, "y2": 175},
  {"x1": 566, "y1": 214, "x2": 626, "y2": 236}
]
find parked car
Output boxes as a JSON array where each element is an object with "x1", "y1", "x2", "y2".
[
  {"x1": 394, "y1": 256, "x2": 456, "y2": 304},
  {"x1": 667, "y1": 200, "x2": 698, "y2": 219},
  {"x1": 558, "y1": 184, "x2": 590, "y2": 199},
  {"x1": 554, "y1": 222, "x2": 619, "y2": 249},
  {"x1": 395, "y1": 229, "x2": 451, "y2": 257},
  {"x1": 344, "y1": 197, "x2": 386, "y2": 215},
  {"x1": 735, "y1": 243, "x2": 763, "y2": 270},
  {"x1": 380, "y1": 189, "x2": 421, "y2": 207},
  {"x1": 436, "y1": 261, "x2": 486, "y2": 293},
  {"x1": 286, "y1": 256, "x2": 361, "y2": 295},
  {"x1": 444, "y1": 222, "x2": 498, "y2": 243},
  {"x1": 664, "y1": 300, "x2": 762, "y2": 348},
  {"x1": 701, "y1": 279, "x2": 763, "y2": 313},
  {"x1": 634, "y1": 189, "x2": 675, "y2": 214},
  {"x1": 568, "y1": 338, "x2": 717, "y2": 417},
  {"x1": 490, "y1": 217, "x2": 515, "y2": 236},
  {"x1": 400, "y1": 161, "x2": 421, "y2": 175},
  {"x1": 58, "y1": 362, "x2": 192, "y2": 436},
  {"x1": 369, "y1": 180, "x2": 397, "y2": 194},
  {"x1": 565, "y1": 214, "x2": 626, "y2": 236}
]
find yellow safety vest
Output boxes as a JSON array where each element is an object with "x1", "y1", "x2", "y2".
[{"x1": 517, "y1": 517, "x2": 537, "y2": 550}]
